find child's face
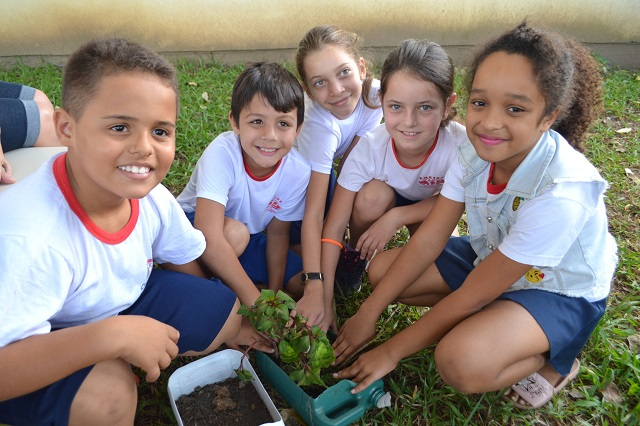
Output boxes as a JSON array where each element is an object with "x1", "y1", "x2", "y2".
[
  {"x1": 466, "y1": 52, "x2": 558, "y2": 175},
  {"x1": 55, "y1": 72, "x2": 177, "y2": 204},
  {"x1": 230, "y1": 95, "x2": 299, "y2": 178},
  {"x1": 382, "y1": 70, "x2": 454, "y2": 162},
  {"x1": 302, "y1": 44, "x2": 366, "y2": 120}
]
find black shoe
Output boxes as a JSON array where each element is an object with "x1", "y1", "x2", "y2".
[{"x1": 334, "y1": 246, "x2": 365, "y2": 296}]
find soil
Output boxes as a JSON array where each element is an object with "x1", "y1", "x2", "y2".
[{"x1": 175, "y1": 377, "x2": 274, "y2": 426}]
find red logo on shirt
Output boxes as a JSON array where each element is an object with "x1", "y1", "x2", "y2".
[
  {"x1": 418, "y1": 176, "x2": 444, "y2": 188},
  {"x1": 266, "y1": 197, "x2": 282, "y2": 213}
]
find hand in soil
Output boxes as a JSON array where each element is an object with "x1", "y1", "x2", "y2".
[
  {"x1": 333, "y1": 310, "x2": 376, "y2": 365},
  {"x1": 334, "y1": 343, "x2": 399, "y2": 394}
]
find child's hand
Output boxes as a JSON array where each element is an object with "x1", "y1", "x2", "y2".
[
  {"x1": 356, "y1": 212, "x2": 400, "y2": 260},
  {"x1": 318, "y1": 307, "x2": 337, "y2": 333},
  {"x1": 225, "y1": 317, "x2": 275, "y2": 354},
  {"x1": 332, "y1": 311, "x2": 376, "y2": 365},
  {"x1": 0, "y1": 155, "x2": 16, "y2": 184},
  {"x1": 294, "y1": 283, "x2": 325, "y2": 327},
  {"x1": 112, "y1": 315, "x2": 180, "y2": 382},
  {"x1": 333, "y1": 344, "x2": 399, "y2": 394}
]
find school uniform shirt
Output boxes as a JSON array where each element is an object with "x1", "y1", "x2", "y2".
[
  {"x1": 177, "y1": 131, "x2": 311, "y2": 234},
  {"x1": 0, "y1": 153, "x2": 206, "y2": 347},
  {"x1": 338, "y1": 121, "x2": 467, "y2": 200},
  {"x1": 294, "y1": 79, "x2": 383, "y2": 174},
  {"x1": 440, "y1": 130, "x2": 617, "y2": 301}
]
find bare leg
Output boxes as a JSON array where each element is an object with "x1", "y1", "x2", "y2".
[
  {"x1": 32, "y1": 89, "x2": 61, "y2": 147},
  {"x1": 434, "y1": 299, "x2": 552, "y2": 394},
  {"x1": 223, "y1": 217, "x2": 250, "y2": 257},
  {"x1": 69, "y1": 359, "x2": 137, "y2": 426},
  {"x1": 349, "y1": 179, "x2": 395, "y2": 246}
]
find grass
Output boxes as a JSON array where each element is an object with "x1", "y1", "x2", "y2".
[{"x1": 1, "y1": 58, "x2": 638, "y2": 425}]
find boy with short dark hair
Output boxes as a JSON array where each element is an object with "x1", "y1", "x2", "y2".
[
  {"x1": 0, "y1": 38, "x2": 242, "y2": 425},
  {"x1": 177, "y1": 62, "x2": 311, "y2": 306}
]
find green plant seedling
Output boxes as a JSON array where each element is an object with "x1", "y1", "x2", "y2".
[{"x1": 235, "y1": 289, "x2": 335, "y2": 387}]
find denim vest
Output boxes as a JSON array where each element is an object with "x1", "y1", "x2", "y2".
[{"x1": 458, "y1": 130, "x2": 616, "y2": 299}]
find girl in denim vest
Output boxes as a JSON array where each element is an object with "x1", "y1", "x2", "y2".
[{"x1": 333, "y1": 22, "x2": 617, "y2": 410}]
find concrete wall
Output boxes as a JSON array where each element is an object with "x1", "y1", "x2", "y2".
[{"x1": 1, "y1": 0, "x2": 639, "y2": 68}]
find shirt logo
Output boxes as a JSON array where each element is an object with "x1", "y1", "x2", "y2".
[
  {"x1": 265, "y1": 197, "x2": 282, "y2": 213},
  {"x1": 418, "y1": 176, "x2": 444, "y2": 188}
]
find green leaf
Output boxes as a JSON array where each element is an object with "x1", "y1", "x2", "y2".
[
  {"x1": 279, "y1": 340, "x2": 300, "y2": 364},
  {"x1": 234, "y1": 368, "x2": 253, "y2": 383},
  {"x1": 256, "y1": 318, "x2": 273, "y2": 332}
]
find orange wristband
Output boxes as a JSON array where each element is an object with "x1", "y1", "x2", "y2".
[{"x1": 321, "y1": 238, "x2": 343, "y2": 250}]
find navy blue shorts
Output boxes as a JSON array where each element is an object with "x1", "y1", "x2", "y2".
[
  {"x1": 184, "y1": 211, "x2": 302, "y2": 287},
  {"x1": 290, "y1": 168, "x2": 337, "y2": 245},
  {"x1": 239, "y1": 232, "x2": 302, "y2": 287},
  {"x1": 0, "y1": 81, "x2": 40, "y2": 152},
  {"x1": 394, "y1": 190, "x2": 419, "y2": 207},
  {"x1": 435, "y1": 236, "x2": 607, "y2": 376},
  {"x1": 0, "y1": 269, "x2": 237, "y2": 425}
]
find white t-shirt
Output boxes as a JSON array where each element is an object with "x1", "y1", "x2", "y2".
[
  {"x1": 294, "y1": 80, "x2": 383, "y2": 174},
  {"x1": 441, "y1": 155, "x2": 611, "y2": 301},
  {"x1": 0, "y1": 153, "x2": 206, "y2": 347},
  {"x1": 177, "y1": 131, "x2": 311, "y2": 234},
  {"x1": 338, "y1": 121, "x2": 467, "y2": 200}
]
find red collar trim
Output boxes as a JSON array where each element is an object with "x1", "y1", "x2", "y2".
[
  {"x1": 243, "y1": 157, "x2": 281, "y2": 182},
  {"x1": 391, "y1": 129, "x2": 439, "y2": 170},
  {"x1": 487, "y1": 163, "x2": 508, "y2": 194},
  {"x1": 53, "y1": 153, "x2": 139, "y2": 245}
]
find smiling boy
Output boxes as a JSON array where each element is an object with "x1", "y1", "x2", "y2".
[
  {"x1": 0, "y1": 38, "x2": 242, "y2": 425},
  {"x1": 177, "y1": 62, "x2": 310, "y2": 308}
]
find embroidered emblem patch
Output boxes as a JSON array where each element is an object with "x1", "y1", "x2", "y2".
[
  {"x1": 512, "y1": 196, "x2": 524, "y2": 211},
  {"x1": 525, "y1": 268, "x2": 545, "y2": 284}
]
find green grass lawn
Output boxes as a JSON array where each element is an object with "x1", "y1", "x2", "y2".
[{"x1": 1, "y1": 58, "x2": 638, "y2": 425}]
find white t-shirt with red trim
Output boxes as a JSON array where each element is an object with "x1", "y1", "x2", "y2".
[
  {"x1": 337, "y1": 121, "x2": 467, "y2": 200},
  {"x1": 294, "y1": 80, "x2": 383, "y2": 174},
  {"x1": 177, "y1": 131, "x2": 311, "y2": 234},
  {"x1": 0, "y1": 153, "x2": 206, "y2": 347}
]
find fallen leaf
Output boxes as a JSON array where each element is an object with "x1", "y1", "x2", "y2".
[
  {"x1": 187, "y1": 81, "x2": 198, "y2": 86},
  {"x1": 569, "y1": 389, "x2": 584, "y2": 399},
  {"x1": 625, "y1": 168, "x2": 640, "y2": 184},
  {"x1": 202, "y1": 91, "x2": 209, "y2": 102},
  {"x1": 617, "y1": 128, "x2": 632, "y2": 134},
  {"x1": 601, "y1": 382, "x2": 622, "y2": 403}
]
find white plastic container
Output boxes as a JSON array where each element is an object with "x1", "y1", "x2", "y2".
[{"x1": 168, "y1": 349, "x2": 284, "y2": 426}]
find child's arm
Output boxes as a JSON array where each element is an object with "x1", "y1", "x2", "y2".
[
  {"x1": 333, "y1": 195, "x2": 463, "y2": 363},
  {"x1": 295, "y1": 171, "x2": 332, "y2": 329},
  {"x1": 159, "y1": 259, "x2": 208, "y2": 278},
  {"x1": 356, "y1": 195, "x2": 439, "y2": 260},
  {"x1": 265, "y1": 217, "x2": 291, "y2": 293},
  {"x1": 337, "y1": 247, "x2": 531, "y2": 393},
  {"x1": 0, "y1": 315, "x2": 179, "y2": 401},
  {"x1": 320, "y1": 184, "x2": 358, "y2": 315},
  {"x1": 194, "y1": 197, "x2": 261, "y2": 306}
]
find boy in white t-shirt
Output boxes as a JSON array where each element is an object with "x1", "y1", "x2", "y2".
[
  {"x1": 0, "y1": 38, "x2": 245, "y2": 425},
  {"x1": 177, "y1": 62, "x2": 311, "y2": 307}
]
